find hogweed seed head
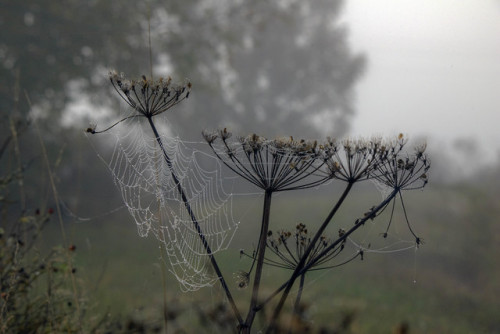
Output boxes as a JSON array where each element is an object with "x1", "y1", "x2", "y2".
[
  {"x1": 372, "y1": 138, "x2": 430, "y2": 192},
  {"x1": 89, "y1": 71, "x2": 191, "y2": 134},
  {"x1": 255, "y1": 223, "x2": 351, "y2": 272},
  {"x1": 234, "y1": 270, "x2": 250, "y2": 289},
  {"x1": 323, "y1": 136, "x2": 385, "y2": 182},
  {"x1": 204, "y1": 130, "x2": 331, "y2": 191},
  {"x1": 368, "y1": 134, "x2": 430, "y2": 246},
  {"x1": 108, "y1": 71, "x2": 191, "y2": 118},
  {"x1": 219, "y1": 128, "x2": 232, "y2": 141},
  {"x1": 202, "y1": 129, "x2": 218, "y2": 144}
]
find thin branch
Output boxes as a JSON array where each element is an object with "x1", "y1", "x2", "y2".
[
  {"x1": 266, "y1": 182, "x2": 353, "y2": 331},
  {"x1": 0, "y1": 132, "x2": 13, "y2": 160},
  {"x1": 266, "y1": 187, "x2": 399, "y2": 332},
  {"x1": 90, "y1": 115, "x2": 144, "y2": 134},
  {"x1": 291, "y1": 272, "x2": 306, "y2": 332}
]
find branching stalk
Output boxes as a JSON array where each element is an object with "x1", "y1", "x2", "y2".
[
  {"x1": 291, "y1": 272, "x2": 306, "y2": 331},
  {"x1": 256, "y1": 189, "x2": 399, "y2": 319},
  {"x1": 266, "y1": 182, "x2": 354, "y2": 331},
  {"x1": 305, "y1": 189, "x2": 398, "y2": 272},
  {"x1": 266, "y1": 187, "x2": 399, "y2": 332}
]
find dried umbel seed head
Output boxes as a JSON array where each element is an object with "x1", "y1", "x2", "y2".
[
  {"x1": 234, "y1": 270, "x2": 250, "y2": 289},
  {"x1": 414, "y1": 142, "x2": 427, "y2": 158},
  {"x1": 273, "y1": 136, "x2": 295, "y2": 151},
  {"x1": 369, "y1": 135, "x2": 430, "y2": 246},
  {"x1": 323, "y1": 136, "x2": 382, "y2": 182},
  {"x1": 372, "y1": 144, "x2": 430, "y2": 191},
  {"x1": 90, "y1": 71, "x2": 191, "y2": 134},
  {"x1": 219, "y1": 128, "x2": 232, "y2": 141},
  {"x1": 239, "y1": 133, "x2": 265, "y2": 152},
  {"x1": 206, "y1": 130, "x2": 331, "y2": 191},
  {"x1": 263, "y1": 224, "x2": 345, "y2": 272},
  {"x1": 202, "y1": 130, "x2": 218, "y2": 144},
  {"x1": 397, "y1": 133, "x2": 408, "y2": 148},
  {"x1": 325, "y1": 136, "x2": 337, "y2": 148},
  {"x1": 108, "y1": 71, "x2": 191, "y2": 118}
]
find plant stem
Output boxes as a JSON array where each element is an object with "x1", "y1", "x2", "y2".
[
  {"x1": 269, "y1": 187, "x2": 399, "y2": 332},
  {"x1": 266, "y1": 182, "x2": 354, "y2": 332},
  {"x1": 147, "y1": 117, "x2": 243, "y2": 326},
  {"x1": 290, "y1": 272, "x2": 306, "y2": 332},
  {"x1": 304, "y1": 189, "x2": 398, "y2": 273},
  {"x1": 28, "y1": 91, "x2": 82, "y2": 330},
  {"x1": 257, "y1": 188, "x2": 399, "y2": 331},
  {"x1": 242, "y1": 189, "x2": 273, "y2": 333},
  {"x1": 160, "y1": 247, "x2": 169, "y2": 334}
]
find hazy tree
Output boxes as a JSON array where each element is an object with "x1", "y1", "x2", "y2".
[
  {"x1": 0, "y1": 1, "x2": 150, "y2": 124},
  {"x1": 157, "y1": 0, "x2": 366, "y2": 138},
  {"x1": 1, "y1": 0, "x2": 364, "y2": 139},
  {"x1": 0, "y1": 0, "x2": 365, "y2": 226}
]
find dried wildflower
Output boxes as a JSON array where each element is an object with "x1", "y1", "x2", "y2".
[
  {"x1": 338, "y1": 228, "x2": 346, "y2": 238},
  {"x1": 204, "y1": 129, "x2": 331, "y2": 191},
  {"x1": 414, "y1": 142, "x2": 427, "y2": 159},
  {"x1": 89, "y1": 71, "x2": 191, "y2": 134},
  {"x1": 201, "y1": 129, "x2": 218, "y2": 144},
  {"x1": 234, "y1": 270, "x2": 250, "y2": 289},
  {"x1": 204, "y1": 129, "x2": 334, "y2": 322},
  {"x1": 240, "y1": 223, "x2": 358, "y2": 272},
  {"x1": 219, "y1": 128, "x2": 232, "y2": 140},
  {"x1": 370, "y1": 135, "x2": 430, "y2": 244},
  {"x1": 372, "y1": 139, "x2": 429, "y2": 192},
  {"x1": 323, "y1": 137, "x2": 386, "y2": 183},
  {"x1": 108, "y1": 71, "x2": 191, "y2": 118}
]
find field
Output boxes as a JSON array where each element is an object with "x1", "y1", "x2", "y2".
[{"x1": 51, "y1": 181, "x2": 500, "y2": 333}]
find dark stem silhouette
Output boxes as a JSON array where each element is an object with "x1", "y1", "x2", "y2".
[
  {"x1": 147, "y1": 116, "x2": 243, "y2": 326},
  {"x1": 243, "y1": 190, "x2": 273, "y2": 332}
]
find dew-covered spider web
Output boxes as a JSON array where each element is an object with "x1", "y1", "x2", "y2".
[{"x1": 89, "y1": 116, "x2": 240, "y2": 291}]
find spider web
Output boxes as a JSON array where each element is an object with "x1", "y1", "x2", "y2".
[
  {"x1": 91, "y1": 117, "x2": 239, "y2": 291},
  {"x1": 371, "y1": 178, "x2": 395, "y2": 200}
]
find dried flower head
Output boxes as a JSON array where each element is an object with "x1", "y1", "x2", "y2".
[
  {"x1": 233, "y1": 270, "x2": 250, "y2": 289},
  {"x1": 204, "y1": 130, "x2": 331, "y2": 191},
  {"x1": 108, "y1": 70, "x2": 191, "y2": 118},
  {"x1": 372, "y1": 138, "x2": 430, "y2": 191},
  {"x1": 369, "y1": 135, "x2": 430, "y2": 245},
  {"x1": 201, "y1": 129, "x2": 218, "y2": 144},
  {"x1": 240, "y1": 223, "x2": 356, "y2": 272},
  {"x1": 323, "y1": 136, "x2": 386, "y2": 182}
]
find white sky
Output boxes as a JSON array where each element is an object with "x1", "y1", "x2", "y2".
[{"x1": 341, "y1": 0, "x2": 500, "y2": 165}]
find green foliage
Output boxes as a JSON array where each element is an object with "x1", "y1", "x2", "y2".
[
  {"x1": 0, "y1": 120, "x2": 87, "y2": 333},
  {"x1": 0, "y1": 211, "x2": 83, "y2": 333}
]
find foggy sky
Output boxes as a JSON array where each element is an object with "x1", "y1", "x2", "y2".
[{"x1": 342, "y1": 1, "x2": 500, "y2": 169}]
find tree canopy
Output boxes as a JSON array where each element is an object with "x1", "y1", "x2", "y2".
[{"x1": 1, "y1": 0, "x2": 365, "y2": 139}]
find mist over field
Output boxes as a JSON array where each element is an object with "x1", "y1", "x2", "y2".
[{"x1": 1, "y1": 1, "x2": 499, "y2": 332}]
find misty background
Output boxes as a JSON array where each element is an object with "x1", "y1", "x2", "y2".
[{"x1": 1, "y1": 0, "x2": 499, "y2": 332}]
